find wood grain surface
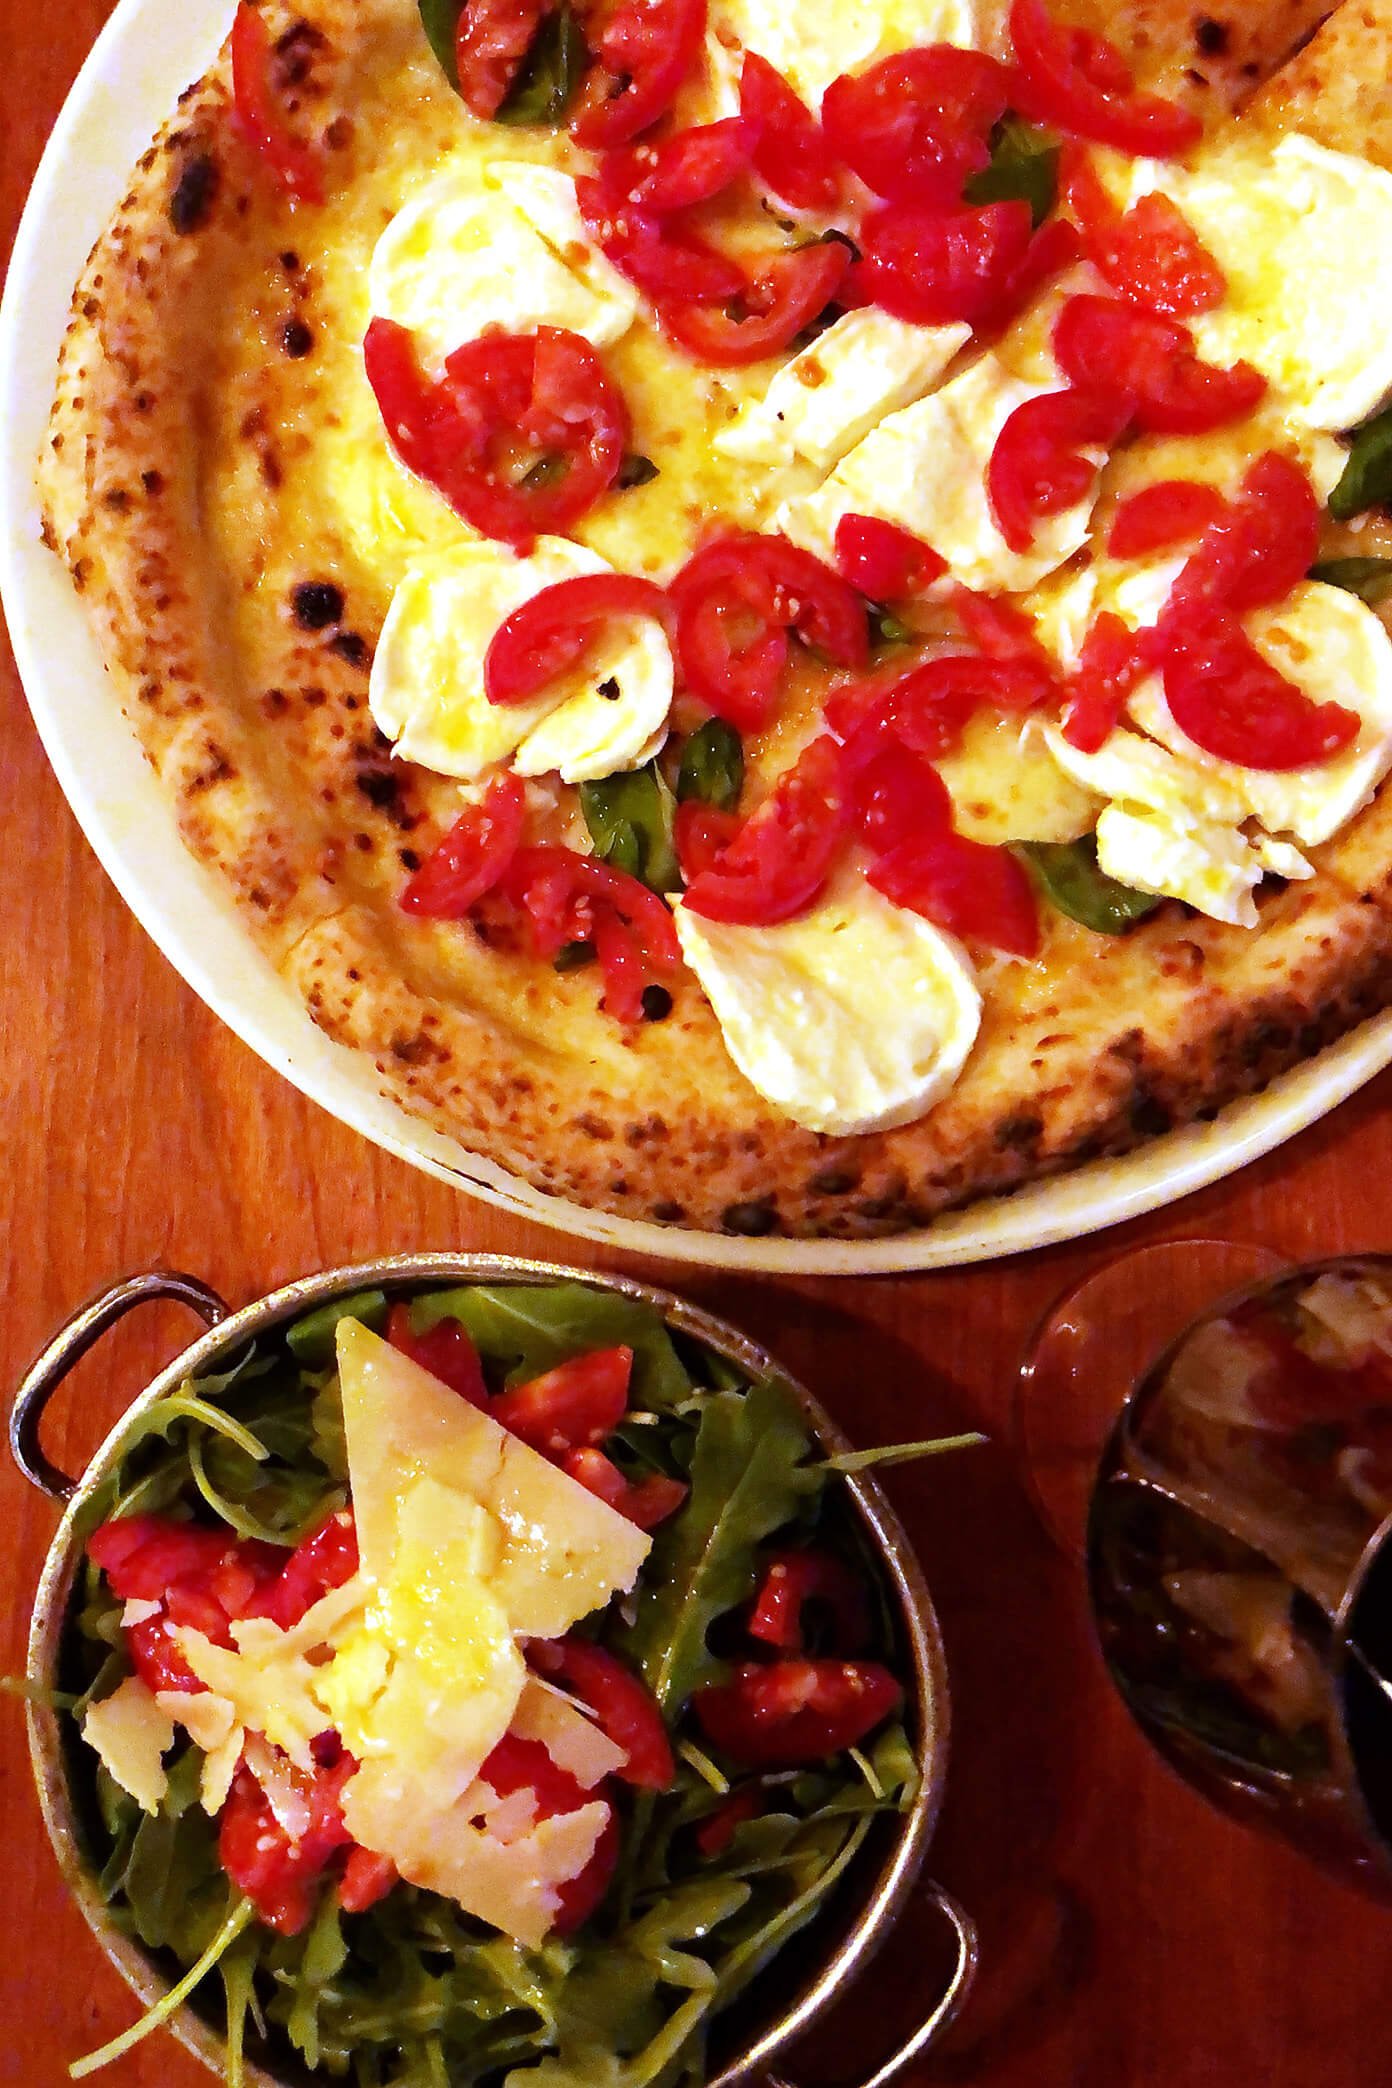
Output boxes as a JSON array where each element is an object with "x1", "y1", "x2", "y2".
[{"x1": 4, "y1": 7, "x2": 1392, "y2": 2083}]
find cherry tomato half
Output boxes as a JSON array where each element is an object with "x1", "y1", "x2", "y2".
[
  {"x1": 852, "y1": 200, "x2": 1034, "y2": 327},
  {"x1": 400, "y1": 775, "x2": 527, "y2": 919},
  {"x1": 364, "y1": 319, "x2": 629, "y2": 550},
  {"x1": 681, "y1": 734, "x2": 848, "y2": 925},
  {"x1": 529, "y1": 1636, "x2": 676, "y2": 1787},
  {"x1": 1065, "y1": 150, "x2": 1225, "y2": 318},
  {"x1": 671, "y1": 531, "x2": 868, "y2": 730},
  {"x1": 834, "y1": 514, "x2": 946, "y2": 600},
  {"x1": 740, "y1": 52, "x2": 839, "y2": 211},
  {"x1": 660, "y1": 242, "x2": 848, "y2": 365},
  {"x1": 455, "y1": 0, "x2": 548, "y2": 117},
  {"x1": 477, "y1": 1733, "x2": 620, "y2": 1932},
  {"x1": 484, "y1": 574, "x2": 669, "y2": 706},
  {"x1": 1058, "y1": 610, "x2": 1151, "y2": 753},
  {"x1": 219, "y1": 1756, "x2": 355, "y2": 1935},
  {"x1": 240, "y1": 1509, "x2": 360, "y2": 1630},
  {"x1": 694, "y1": 1657, "x2": 903, "y2": 1766},
  {"x1": 386, "y1": 1302, "x2": 490, "y2": 1404},
  {"x1": 501, "y1": 846, "x2": 681, "y2": 1025},
  {"x1": 986, "y1": 384, "x2": 1133, "y2": 553},
  {"x1": 1008, "y1": 0, "x2": 1202, "y2": 158},
  {"x1": 562, "y1": 1446, "x2": 690, "y2": 1528},
  {"x1": 576, "y1": 178, "x2": 745, "y2": 302},
  {"x1": 1174, "y1": 450, "x2": 1320, "y2": 616},
  {"x1": 598, "y1": 118, "x2": 756, "y2": 212},
  {"x1": 870, "y1": 827, "x2": 1042, "y2": 956},
  {"x1": 674, "y1": 799, "x2": 743, "y2": 880},
  {"x1": 1159, "y1": 608, "x2": 1361, "y2": 773},
  {"x1": 229, "y1": 2, "x2": 324, "y2": 204},
  {"x1": 1053, "y1": 294, "x2": 1266, "y2": 436},
  {"x1": 569, "y1": 0, "x2": 707, "y2": 149},
  {"x1": 491, "y1": 1346, "x2": 633, "y2": 1456},
  {"x1": 822, "y1": 46, "x2": 1008, "y2": 206},
  {"x1": 747, "y1": 1549, "x2": 872, "y2": 1655},
  {"x1": 1106, "y1": 478, "x2": 1229, "y2": 561}
]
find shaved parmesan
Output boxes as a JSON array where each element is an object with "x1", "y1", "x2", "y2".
[
  {"x1": 512, "y1": 1676, "x2": 628, "y2": 1788},
  {"x1": 82, "y1": 1678, "x2": 174, "y2": 1816},
  {"x1": 400, "y1": 1798, "x2": 611, "y2": 1949}
]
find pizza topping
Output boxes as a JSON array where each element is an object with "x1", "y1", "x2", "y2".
[
  {"x1": 986, "y1": 384, "x2": 1132, "y2": 554},
  {"x1": 1006, "y1": 0, "x2": 1201, "y2": 159},
  {"x1": 1107, "y1": 480, "x2": 1228, "y2": 561},
  {"x1": 568, "y1": 0, "x2": 708, "y2": 148},
  {"x1": 739, "y1": 52, "x2": 839, "y2": 212},
  {"x1": 820, "y1": 46, "x2": 1009, "y2": 208},
  {"x1": 1052, "y1": 295, "x2": 1267, "y2": 435},
  {"x1": 673, "y1": 860, "x2": 981, "y2": 1134},
  {"x1": 681, "y1": 733, "x2": 847, "y2": 925},
  {"x1": 1170, "y1": 450, "x2": 1321, "y2": 617},
  {"x1": 401, "y1": 776, "x2": 527, "y2": 917},
  {"x1": 676, "y1": 716, "x2": 745, "y2": 812},
  {"x1": 714, "y1": 309, "x2": 969, "y2": 472},
  {"x1": 500, "y1": 845, "x2": 681, "y2": 1021},
  {"x1": 364, "y1": 319, "x2": 629, "y2": 549},
  {"x1": 484, "y1": 573, "x2": 670, "y2": 705},
  {"x1": 671, "y1": 532, "x2": 867, "y2": 730},
  {"x1": 834, "y1": 515, "x2": 947, "y2": 601},
  {"x1": 596, "y1": 117, "x2": 756, "y2": 213},
  {"x1": 1158, "y1": 610, "x2": 1362, "y2": 774},
  {"x1": 658, "y1": 239, "x2": 848, "y2": 365},
  {"x1": 1058, "y1": 611, "x2": 1151, "y2": 754},
  {"x1": 1064, "y1": 149, "x2": 1225, "y2": 318},
  {"x1": 869, "y1": 822, "x2": 1042, "y2": 957},
  {"x1": 575, "y1": 177, "x2": 746, "y2": 302},
  {"x1": 454, "y1": 0, "x2": 552, "y2": 116},
  {"x1": 495, "y1": 4, "x2": 589, "y2": 124},
  {"x1": 850, "y1": 201, "x2": 1035, "y2": 328},
  {"x1": 229, "y1": 3, "x2": 325, "y2": 205},
  {"x1": 1019, "y1": 836, "x2": 1160, "y2": 933}
]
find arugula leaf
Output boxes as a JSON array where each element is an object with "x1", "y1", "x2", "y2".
[
  {"x1": 1329, "y1": 404, "x2": 1392, "y2": 520},
  {"x1": 620, "y1": 1376, "x2": 820, "y2": 1710},
  {"x1": 496, "y1": 5, "x2": 587, "y2": 124},
  {"x1": 411, "y1": 1283, "x2": 694, "y2": 1410},
  {"x1": 1021, "y1": 836, "x2": 1161, "y2": 933},
  {"x1": 580, "y1": 764, "x2": 682, "y2": 894},
  {"x1": 418, "y1": 0, "x2": 462, "y2": 87},
  {"x1": 964, "y1": 115, "x2": 1059, "y2": 227},
  {"x1": 71, "y1": 1897, "x2": 256, "y2": 2079},
  {"x1": 676, "y1": 721, "x2": 744, "y2": 812},
  {"x1": 1310, "y1": 555, "x2": 1392, "y2": 605},
  {"x1": 287, "y1": 1289, "x2": 389, "y2": 1366}
]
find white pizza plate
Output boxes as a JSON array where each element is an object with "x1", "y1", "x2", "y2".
[{"x1": 6, "y1": 0, "x2": 1392, "y2": 1275}]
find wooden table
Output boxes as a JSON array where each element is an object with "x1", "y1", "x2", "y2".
[{"x1": 5, "y1": 10, "x2": 1392, "y2": 2083}]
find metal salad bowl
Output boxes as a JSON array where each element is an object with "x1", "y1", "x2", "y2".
[{"x1": 11, "y1": 1253, "x2": 976, "y2": 2088}]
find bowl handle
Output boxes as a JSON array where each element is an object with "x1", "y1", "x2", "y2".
[
  {"x1": 10, "y1": 1271, "x2": 230, "y2": 1499},
  {"x1": 766, "y1": 1881, "x2": 977, "y2": 2088}
]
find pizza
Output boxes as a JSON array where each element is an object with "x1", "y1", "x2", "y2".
[{"x1": 37, "y1": 0, "x2": 1392, "y2": 1239}]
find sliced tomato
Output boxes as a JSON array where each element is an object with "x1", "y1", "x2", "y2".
[
  {"x1": 1059, "y1": 610, "x2": 1151, "y2": 753},
  {"x1": 740, "y1": 52, "x2": 839, "y2": 211},
  {"x1": 1107, "y1": 478, "x2": 1229, "y2": 560},
  {"x1": 977, "y1": 212, "x2": 1082, "y2": 334},
  {"x1": 239, "y1": 1509, "x2": 360, "y2": 1630},
  {"x1": 229, "y1": 3, "x2": 324, "y2": 204},
  {"x1": 576, "y1": 178, "x2": 745, "y2": 302},
  {"x1": 834, "y1": 514, "x2": 946, "y2": 600},
  {"x1": 674, "y1": 799, "x2": 742, "y2": 880},
  {"x1": 589, "y1": 906, "x2": 662, "y2": 1025},
  {"x1": 694, "y1": 1657, "x2": 903, "y2": 1767},
  {"x1": 852, "y1": 200, "x2": 1033, "y2": 327},
  {"x1": 671, "y1": 531, "x2": 868, "y2": 729},
  {"x1": 484, "y1": 573, "x2": 669, "y2": 705},
  {"x1": 455, "y1": 0, "x2": 548, "y2": 117},
  {"x1": 477, "y1": 1733, "x2": 620, "y2": 1932},
  {"x1": 218, "y1": 1756, "x2": 355, "y2": 1936},
  {"x1": 1159, "y1": 608, "x2": 1361, "y2": 772},
  {"x1": 125, "y1": 1612, "x2": 205, "y2": 1696},
  {"x1": 502, "y1": 846, "x2": 681, "y2": 966},
  {"x1": 400, "y1": 775, "x2": 526, "y2": 918},
  {"x1": 562, "y1": 1446, "x2": 689, "y2": 1527},
  {"x1": 364, "y1": 319, "x2": 628, "y2": 550},
  {"x1": 569, "y1": 0, "x2": 707, "y2": 148},
  {"x1": 1053, "y1": 294, "x2": 1266, "y2": 435},
  {"x1": 529, "y1": 1637, "x2": 675, "y2": 1788},
  {"x1": 386, "y1": 1302, "x2": 489, "y2": 1404},
  {"x1": 338, "y1": 1847, "x2": 397, "y2": 1914},
  {"x1": 948, "y1": 582, "x2": 1060, "y2": 675},
  {"x1": 821, "y1": 46, "x2": 1008, "y2": 206},
  {"x1": 870, "y1": 828, "x2": 1042, "y2": 955},
  {"x1": 660, "y1": 242, "x2": 847, "y2": 365},
  {"x1": 1067, "y1": 151, "x2": 1225, "y2": 317},
  {"x1": 695, "y1": 1787, "x2": 762, "y2": 1856},
  {"x1": 1175, "y1": 449, "x2": 1320, "y2": 615},
  {"x1": 747, "y1": 1549, "x2": 872, "y2": 1655},
  {"x1": 845, "y1": 746, "x2": 955, "y2": 853},
  {"x1": 986, "y1": 384, "x2": 1132, "y2": 553},
  {"x1": 598, "y1": 118, "x2": 756, "y2": 212},
  {"x1": 88, "y1": 1514, "x2": 236, "y2": 1600},
  {"x1": 681, "y1": 734, "x2": 848, "y2": 925},
  {"x1": 1008, "y1": 0, "x2": 1201, "y2": 157},
  {"x1": 491, "y1": 1346, "x2": 633, "y2": 1455}
]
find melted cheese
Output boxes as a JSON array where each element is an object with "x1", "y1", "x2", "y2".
[{"x1": 709, "y1": 0, "x2": 992, "y2": 107}]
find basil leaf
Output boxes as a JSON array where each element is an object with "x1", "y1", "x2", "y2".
[
  {"x1": 618, "y1": 453, "x2": 660, "y2": 489},
  {"x1": 410, "y1": 1280, "x2": 694, "y2": 1409},
  {"x1": 1310, "y1": 555, "x2": 1392, "y2": 605},
  {"x1": 964, "y1": 115, "x2": 1059, "y2": 228},
  {"x1": 1022, "y1": 836, "x2": 1161, "y2": 934},
  {"x1": 496, "y1": 4, "x2": 587, "y2": 124},
  {"x1": 1329, "y1": 404, "x2": 1392, "y2": 521},
  {"x1": 619, "y1": 1375, "x2": 821, "y2": 1711},
  {"x1": 868, "y1": 604, "x2": 915, "y2": 649},
  {"x1": 417, "y1": 0, "x2": 462, "y2": 88},
  {"x1": 676, "y1": 719, "x2": 744, "y2": 811},
  {"x1": 580, "y1": 761, "x2": 682, "y2": 892},
  {"x1": 286, "y1": 1288, "x2": 388, "y2": 1365}
]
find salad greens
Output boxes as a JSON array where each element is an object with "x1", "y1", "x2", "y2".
[{"x1": 60, "y1": 1282, "x2": 942, "y2": 2088}]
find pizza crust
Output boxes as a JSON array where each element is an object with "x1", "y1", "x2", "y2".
[{"x1": 38, "y1": 0, "x2": 1392, "y2": 1238}]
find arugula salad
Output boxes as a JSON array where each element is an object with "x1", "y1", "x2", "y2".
[{"x1": 49, "y1": 1280, "x2": 959, "y2": 2088}]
